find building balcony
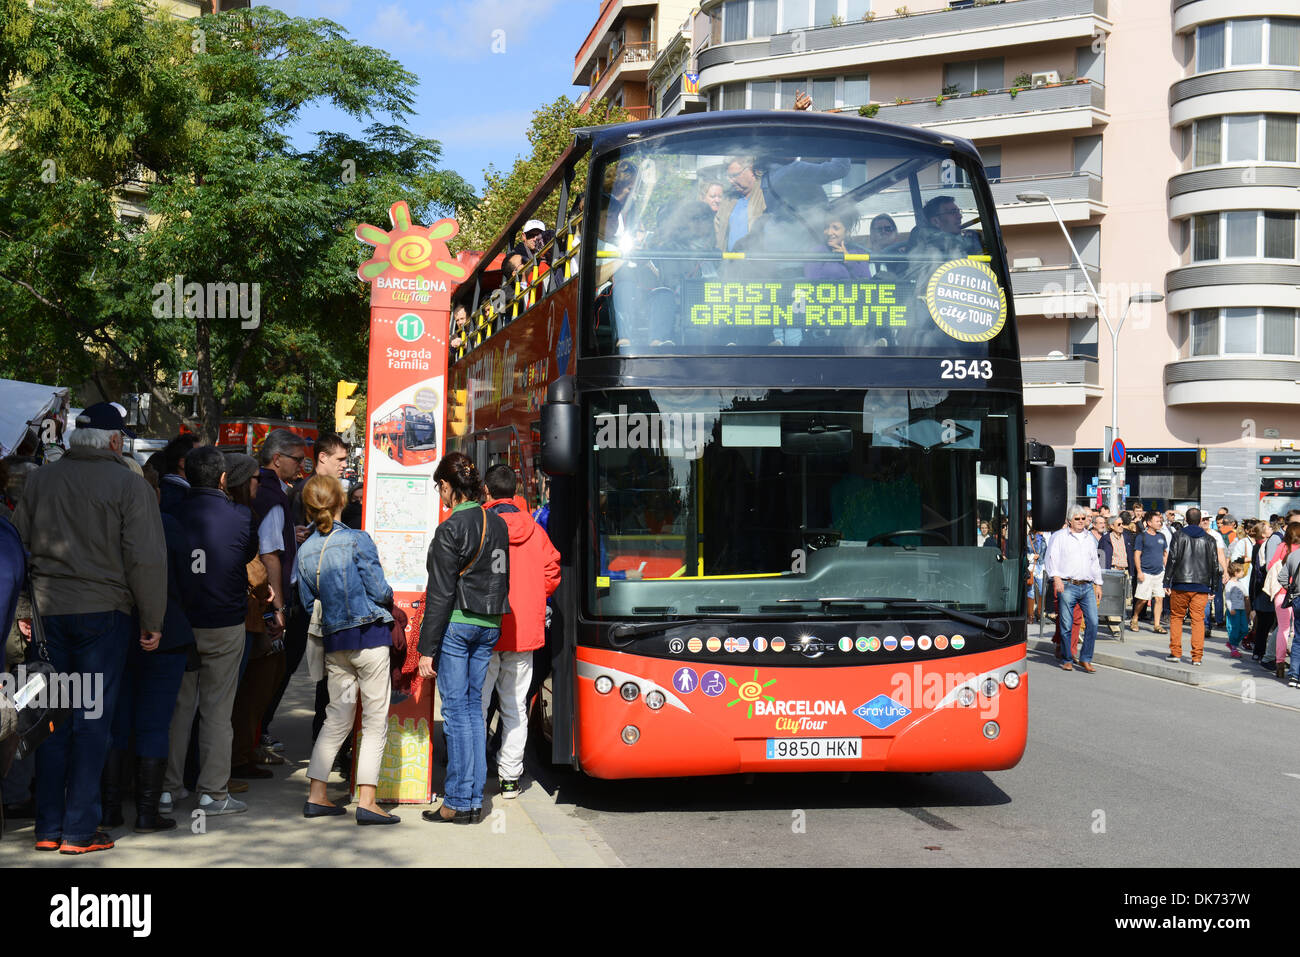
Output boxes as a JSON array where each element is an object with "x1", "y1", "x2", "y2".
[
  {"x1": 578, "y1": 41, "x2": 657, "y2": 112},
  {"x1": 1169, "y1": 68, "x2": 1300, "y2": 127},
  {"x1": 699, "y1": 0, "x2": 1111, "y2": 79},
  {"x1": 1165, "y1": 358, "x2": 1300, "y2": 406},
  {"x1": 1173, "y1": 0, "x2": 1284, "y2": 35},
  {"x1": 1165, "y1": 262, "x2": 1300, "y2": 314},
  {"x1": 1167, "y1": 165, "x2": 1300, "y2": 219},
  {"x1": 1022, "y1": 354, "x2": 1102, "y2": 406},
  {"x1": 993, "y1": 171, "x2": 1105, "y2": 225},
  {"x1": 658, "y1": 72, "x2": 706, "y2": 118},
  {"x1": 837, "y1": 80, "x2": 1108, "y2": 142},
  {"x1": 1010, "y1": 264, "x2": 1100, "y2": 317}
]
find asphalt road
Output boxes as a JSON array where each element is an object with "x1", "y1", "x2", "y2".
[{"x1": 529, "y1": 647, "x2": 1300, "y2": 867}]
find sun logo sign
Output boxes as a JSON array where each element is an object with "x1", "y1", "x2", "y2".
[
  {"x1": 356, "y1": 201, "x2": 467, "y2": 285},
  {"x1": 726, "y1": 669, "x2": 777, "y2": 719}
]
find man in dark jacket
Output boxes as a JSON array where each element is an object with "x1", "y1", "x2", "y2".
[
  {"x1": 13, "y1": 403, "x2": 166, "y2": 854},
  {"x1": 1165, "y1": 507, "x2": 1220, "y2": 666},
  {"x1": 164, "y1": 446, "x2": 256, "y2": 816},
  {"x1": 158, "y1": 434, "x2": 198, "y2": 516}
]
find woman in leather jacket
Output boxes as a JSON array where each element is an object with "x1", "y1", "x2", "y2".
[{"x1": 418, "y1": 453, "x2": 509, "y2": 824}]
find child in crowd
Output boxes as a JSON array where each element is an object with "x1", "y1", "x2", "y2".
[{"x1": 1225, "y1": 559, "x2": 1251, "y2": 659}]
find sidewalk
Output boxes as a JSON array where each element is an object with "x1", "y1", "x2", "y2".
[
  {"x1": 0, "y1": 673, "x2": 621, "y2": 867},
  {"x1": 1029, "y1": 615, "x2": 1300, "y2": 709}
]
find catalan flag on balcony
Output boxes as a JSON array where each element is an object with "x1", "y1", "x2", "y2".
[{"x1": 683, "y1": 72, "x2": 700, "y2": 94}]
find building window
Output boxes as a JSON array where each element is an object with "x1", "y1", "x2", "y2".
[
  {"x1": 943, "y1": 57, "x2": 1005, "y2": 95},
  {"x1": 724, "y1": 0, "x2": 748, "y2": 41},
  {"x1": 715, "y1": 75, "x2": 870, "y2": 112},
  {"x1": 1193, "y1": 117, "x2": 1221, "y2": 166},
  {"x1": 1192, "y1": 214, "x2": 1219, "y2": 261},
  {"x1": 1191, "y1": 210, "x2": 1299, "y2": 261},
  {"x1": 815, "y1": 0, "x2": 838, "y2": 26},
  {"x1": 1195, "y1": 18, "x2": 1300, "y2": 71},
  {"x1": 753, "y1": 0, "x2": 778, "y2": 36},
  {"x1": 1192, "y1": 114, "x2": 1299, "y2": 166},
  {"x1": 980, "y1": 145, "x2": 1002, "y2": 182},
  {"x1": 1190, "y1": 310, "x2": 1218, "y2": 356},
  {"x1": 1187, "y1": 308, "x2": 1300, "y2": 357}
]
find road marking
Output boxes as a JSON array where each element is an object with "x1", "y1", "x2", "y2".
[
  {"x1": 1284, "y1": 774, "x2": 1300, "y2": 780},
  {"x1": 901, "y1": 807, "x2": 960, "y2": 831}
]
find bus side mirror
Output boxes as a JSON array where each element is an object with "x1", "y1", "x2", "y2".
[
  {"x1": 1031, "y1": 464, "x2": 1067, "y2": 532},
  {"x1": 541, "y1": 376, "x2": 580, "y2": 477}
]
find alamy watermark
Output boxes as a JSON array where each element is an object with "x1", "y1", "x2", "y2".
[
  {"x1": 594, "y1": 406, "x2": 709, "y2": 459},
  {"x1": 151, "y1": 274, "x2": 260, "y2": 329},
  {"x1": 1038, "y1": 278, "x2": 1162, "y2": 329},
  {"x1": 2, "y1": 666, "x2": 104, "y2": 720}
]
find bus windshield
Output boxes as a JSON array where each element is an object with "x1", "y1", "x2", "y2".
[
  {"x1": 588, "y1": 125, "x2": 1011, "y2": 358},
  {"x1": 589, "y1": 387, "x2": 1021, "y2": 619}
]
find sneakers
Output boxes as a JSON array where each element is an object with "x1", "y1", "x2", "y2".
[
  {"x1": 59, "y1": 831, "x2": 115, "y2": 855},
  {"x1": 260, "y1": 734, "x2": 285, "y2": 753},
  {"x1": 1165, "y1": 655, "x2": 1180, "y2": 662},
  {"x1": 34, "y1": 839, "x2": 60, "y2": 852},
  {"x1": 499, "y1": 777, "x2": 520, "y2": 799},
  {"x1": 1288, "y1": 678, "x2": 1299, "y2": 689},
  {"x1": 197, "y1": 793, "x2": 247, "y2": 816},
  {"x1": 1230, "y1": 648, "x2": 1242, "y2": 659},
  {"x1": 159, "y1": 787, "x2": 188, "y2": 813}
]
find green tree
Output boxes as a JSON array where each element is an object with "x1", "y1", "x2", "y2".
[
  {"x1": 455, "y1": 95, "x2": 630, "y2": 253},
  {"x1": 0, "y1": 0, "x2": 473, "y2": 441}
]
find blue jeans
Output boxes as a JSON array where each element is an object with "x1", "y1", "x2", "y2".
[
  {"x1": 436, "y1": 622, "x2": 499, "y2": 811},
  {"x1": 34, "y1": 610, "x2": 131, "y2": 843},
  {"x1": 111, "y1": 644, "x2": 188, "y2": 759},
  {"x1": 1057, "y1": 584, "x2": 1099, "y2": 664}
]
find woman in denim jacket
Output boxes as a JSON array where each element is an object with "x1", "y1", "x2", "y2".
[{"x1": 296, "y1": 474, "x2": 398, "y2": 825}]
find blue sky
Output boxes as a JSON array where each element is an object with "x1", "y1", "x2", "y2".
[{"x1": 266, "y1": 0, "x2": 593, "y2": 196}]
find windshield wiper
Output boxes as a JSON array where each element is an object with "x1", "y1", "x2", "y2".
[
  {"x1": 607, "y1": 617, "x2": 731, "y2": 643},
  {"x1": 803, "y1": 597, "x2": 1012, "y2": 640}
]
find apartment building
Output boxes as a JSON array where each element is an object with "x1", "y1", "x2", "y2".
[
  {"x1": 575, "y1": 0, "x2": 1300, "y2": 519},
  {"x1": 574, "y1": 0, "x2": 699, "y2": 119}
]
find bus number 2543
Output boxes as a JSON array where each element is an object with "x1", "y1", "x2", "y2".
[{"x1": 940, "y1": 359, "x2": 993, "y2": 380}]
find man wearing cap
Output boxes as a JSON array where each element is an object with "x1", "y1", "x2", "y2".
[{"x1": 12, "y1": 402, "x2": 166, "y2": 854}]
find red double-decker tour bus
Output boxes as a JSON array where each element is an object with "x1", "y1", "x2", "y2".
[
  {"x1": 372, "y1": 404, "x2": 439, "y2": 467},
  {"x1": 449, "y1": 111, "x2": 1059, "y2": 779}
]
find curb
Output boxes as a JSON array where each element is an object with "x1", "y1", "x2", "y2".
[
  {"x1": 516, "y1": 777, "x2": 624, "y2": 868},
  {"x1": 1028, "y1": 638, "x2": 1213, "y2": 686}
]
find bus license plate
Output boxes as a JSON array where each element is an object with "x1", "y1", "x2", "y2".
[{"x1": 765, "y1": 738, "x2": 861, "y2": 760}]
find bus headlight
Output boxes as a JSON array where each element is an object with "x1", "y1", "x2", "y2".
[
  {"x1": 981, "y1": 677, "x2": 1000, "y2": 698},
  {"x1": 621, "y1": 725, "x2": 640, "y2": 745},
  {"x1": 594, "y1": 676, "x2": 614, "y2": 695},
  {"x1": 982, "y1": 721, "x2": 1000, "y2": 740},
  {"x1": 957, "y1": 687, "x2": 976, "y2": 707},
  {"x1": 1003, "y1": 670, "x2": 1021, "y2": 690},
  {"x1": 645, "y1": 690, "x2": 666, "y2": 711},
  {"x1": 619, "y1": 682, "x2": 640, "y2": 702}
]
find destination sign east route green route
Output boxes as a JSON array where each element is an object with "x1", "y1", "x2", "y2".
[{"x1": 686, "y1": 280, "x2": 908, "y2": 330}]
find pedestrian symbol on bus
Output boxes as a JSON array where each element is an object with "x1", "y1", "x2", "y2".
[
  {"x1": 673, "y1": 668, "x2": 698, "y2": 694},
  {"x1": 701, "y1": 671, "x2": 726, "y2": 697}
]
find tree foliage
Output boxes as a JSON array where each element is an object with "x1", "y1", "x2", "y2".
[
  {"x1": 0, "y1": 0, "x2": 473, "y2": 441},
  {"x1": 454, "y1": 95, "x2": 630, "y2": 253}
]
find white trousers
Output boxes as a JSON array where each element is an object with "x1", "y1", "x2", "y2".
[
  {"x1": 481, "y1": 650, "x2": 533, "y2": 781},
  {"x1": 307, "y1": 646, "x2": 392, "y2": 787}
]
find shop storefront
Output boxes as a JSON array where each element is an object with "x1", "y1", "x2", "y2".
[
  {"x1": 1072, "y1": 447, "x2": 1204, "y2": 512},
  {"x1": 1258, "y1": 452, "x2": 1300, "y2": 520}
]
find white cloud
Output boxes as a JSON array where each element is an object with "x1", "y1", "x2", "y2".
[{"x1": 427, "y1": 0, "x2": 565, "y2": 61}]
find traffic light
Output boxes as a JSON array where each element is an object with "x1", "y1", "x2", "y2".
[
  {"x1": 335, "y1": 381, "x2": 359, "y2": 434},
  {"x1": 448, "y1": 388, "x2": 468, "y2": 437}
]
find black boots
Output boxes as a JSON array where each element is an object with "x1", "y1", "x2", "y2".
[
  {"x1": 99, "y1": 748, "x2": 128, "y2": 829},
  {"x1": 133, "y1": 756, "x2": 177, "y2": 833}
]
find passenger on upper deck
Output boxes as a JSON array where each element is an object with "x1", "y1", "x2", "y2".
[{"x1": 804, "y1": 202, "x2": 871, "y2": 282}]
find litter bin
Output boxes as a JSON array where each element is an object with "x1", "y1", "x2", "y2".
[{"x1": 1099, "y1": 569, "x2": 1129, "y2": 639}]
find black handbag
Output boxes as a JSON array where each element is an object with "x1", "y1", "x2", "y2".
[{"x1": 0, "y1": 586, "x2": 71, "y2": 777}]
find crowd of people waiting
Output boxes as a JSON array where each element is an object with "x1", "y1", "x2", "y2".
[
  {"x1": 1028, "y1": 500, "x2": 1300, "y2": 679},
  {"x1": 0, "y1": 404, "x2": 557, "y2": 852}
]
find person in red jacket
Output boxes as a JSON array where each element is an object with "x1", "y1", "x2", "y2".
[{"x1": 481, "y1": 465, "x2": 560, "y2": 797}]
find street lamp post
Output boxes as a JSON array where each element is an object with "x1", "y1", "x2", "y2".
[{"x1": 1016, "y1": 190, "x2": 1164, "y2": 514}]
